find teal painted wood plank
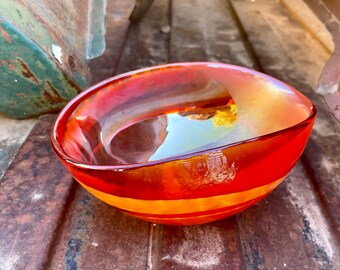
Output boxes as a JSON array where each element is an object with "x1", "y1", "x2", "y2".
[{"x1": 0, "y1": 17, "x2": 85, "y2": 118}]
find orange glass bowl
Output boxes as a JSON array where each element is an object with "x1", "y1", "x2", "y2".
[{"x1": 51, "y1": 62, "x2": 316, "y2": 225}]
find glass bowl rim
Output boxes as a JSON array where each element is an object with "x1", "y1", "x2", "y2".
[{"x1": 50, "y1": 62, "x2": 317, "y2": 171}]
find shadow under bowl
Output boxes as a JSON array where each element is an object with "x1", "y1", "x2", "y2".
[{"x1": 51, "y1": 62, "x2": 316, "y2": 225}]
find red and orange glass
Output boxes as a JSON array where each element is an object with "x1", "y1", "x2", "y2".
[{"x1": 51, "y1": 62, "x2": 316, "y2": 225}]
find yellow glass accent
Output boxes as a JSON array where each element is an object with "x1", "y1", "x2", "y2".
[
  {"x1": 129, "y1": 198, "x2": 257, "y2": 221},
  {"x1": 77, "y1": 176, "x2": 285, "y2": 215},
  {"x1": 212, "y1": 103, "x2": 238, "y2": 128}
]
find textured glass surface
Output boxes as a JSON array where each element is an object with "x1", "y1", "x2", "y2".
[{"x1": 51, "y1": 63, "x2": 316, "y2": 225}]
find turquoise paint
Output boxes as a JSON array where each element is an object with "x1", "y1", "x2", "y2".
[
  {"x1": 86, "y1": 0, "x2": 107, "y2": 59},
  {"x1": 0, "y1": 17, "x2": 89, "y2": 119}
]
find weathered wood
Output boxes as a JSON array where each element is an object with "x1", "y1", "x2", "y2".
[
  {"x1": 231, "y1": 0, "x2": 340, "y2": 233},
  {"x1": 0, "y1": 115, "x2": 75, "y2": 270},
  {"x1": 280, "y1": 0, "x2": 334, "y2": 52},
  {"x1": 115, "y1": 0, "x2": 170, "y2": 74},
  {"x1": 170, "y1": 0, "x2": 255, "y2": 69},
  {"x1": 0, "y1": 114, "x2": 36, "y2": 179},
  {"x1": 154, "y1": 0, "x2": 339, "y2": 268},
  {"x1": 1, "y1": 1, "x2": 339, "y2": 269},
  {"x1": 89, "y1": 0, "x2": 135, "y2": 84},
  {"x1": 323, "y1": 0, "x2": 340, "y2": 21},
  {"x1": 159, "y1": 219, "x2": 244, "y2": 270},
  {"x1": 231, "y1": 0, "x2": 340, "y2": 267},
  {"x1": 47, "y1": 188, "x2": 150, "y2": 270},
  {"x1": 233, "y1": 0, "x2": 329, "y2": 88},
  {"x1": 237, "y1": 162, "x2": 340, "y2": 269}
]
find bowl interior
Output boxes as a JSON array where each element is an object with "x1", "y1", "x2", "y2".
[{"x1": 53, "y1": 63, "x2": 314, "y2": 167}]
